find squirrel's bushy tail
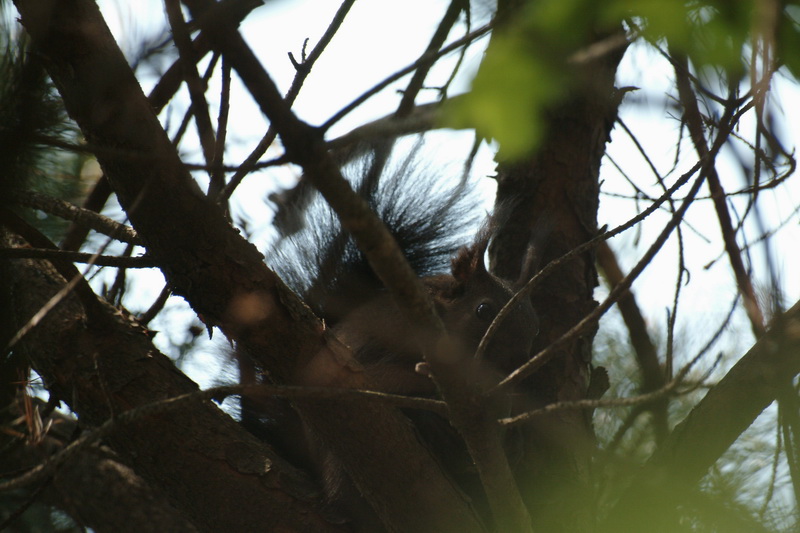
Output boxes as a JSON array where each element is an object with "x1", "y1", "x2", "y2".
[{"x1": 269, "y1": 148, "x2": 486, "y2": 321}]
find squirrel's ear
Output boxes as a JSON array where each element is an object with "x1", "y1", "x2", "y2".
[{"x1": 451, "y1": 239, "x2": 488, "y2": 283}]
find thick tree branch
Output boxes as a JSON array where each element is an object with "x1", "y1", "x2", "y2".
[
  {"x1": 183, "y1": 1, "x2": 534, "y2": 529},
  {"x1": 0, "y1": 230, "x2": 341, "y2": 532},
  {"x1": 0, "y1": 404, "x2": 199, "y2": 533}
]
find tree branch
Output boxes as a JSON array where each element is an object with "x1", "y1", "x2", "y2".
[
  {"x1": 13, "y1": 190, "x2": 140, "y2": 245},
  {"x1": 0, "y1": 247, "x2": 156, "y2": 268},
  {"x1": 12, "y1": 1, "x2": 485, "y2": 530},
  {"x1": 596, "y1": 240, "x2": 668, "y2": 440},
  {"x1": 183, "y1": 1, "x2": 532, "y2": 529},
  {"x1": 219, "y1": 0, "x2": 356, "y2": 200},
  {"x1": 601, "y1": 299, "x2": 800, "y2": 531},
  {"x1": 165, "y1": 0, "x2": 217, "y2": 172},
  {"x1": 0, "y1": 403, "x2": 199, "y2": 533},
  {"x1": 671, "y1": 52, "x2": 766, "y2": 336},
  {"x1": 0, "y1": 230, "x2": 342, "y2": 532}
]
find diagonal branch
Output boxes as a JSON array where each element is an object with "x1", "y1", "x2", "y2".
[
  {"x1": 164, "y1": 0, "x2": 217, "y2": 171},
  {"x1": 671, "y1": 53, "x2": 766, "y2": 337},
  {"x1": 596, "y1": 240, "x2": 668, "y2": 441},
  {"x1": 12, "y1": 1, "x2": 486, "y2": 531},
  {"x1": 182, "y1": 1, "x2": 532, "y2": 530},
  {"x1": 601, "y1": 299, "x2": 800, "y2": 532},
  {"x1": 0, "y1": 247, "x2": 156, "y2": 268},
  {"x1": 220, "y1": 0, "x2": 357, "y2": 200},
  {"x1": 395, "y1": 0, "x2": 465, "y2": 117},
  {"x1": 13, "y1": 190, "x2": 140, "y2": 245}
]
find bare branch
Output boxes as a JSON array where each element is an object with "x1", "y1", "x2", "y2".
[
  {"x1": 165, "y1": 0, "x2": 217, "y2": 170},
  {"x1": 395, "y1": 0, "x2": 465, "y2": 117},
  {"x1": 0, "y1": 247, "x2": 156, "y2": 268},
  {"x1": 671, "y1": 52, "x2": 766, "y2": 336},
  {"x1": 321, "y1": 20, "x2": 494, "y2": 132},
  {"x1": 13, "y1": 191, "x2": 140, "y2": 245},
  {"x1": 219, "y1": 0, "x2": 357, "y2": 201},
  {"x1": 596, "y1": 241, "x2": 668, "y2": 440},
  {"x1": 602, "y1": 299, "x2": 800, "y2": 531}
]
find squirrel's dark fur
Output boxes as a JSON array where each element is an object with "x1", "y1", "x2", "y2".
[{"x1": 254, "y1": 150, "x2": 538, "y2": 530}]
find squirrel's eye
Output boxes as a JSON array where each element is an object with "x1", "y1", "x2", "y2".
[{"x1": 476, "y1": 302, "x2": 497, "y2": 321}]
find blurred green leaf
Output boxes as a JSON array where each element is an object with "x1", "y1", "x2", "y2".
[
  {"x1": 446, "y1": 31, "x2": 562, "y2": 160},
  {"x1": 446, "y1": 0, "x2": 800, "y2": 160},
  {"x1": 778, "y1": 4, "x2": 800, "y2": 78}
]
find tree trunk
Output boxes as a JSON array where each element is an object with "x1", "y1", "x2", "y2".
[{"x1": 488, "y1": 21, "x2": 626, "y2": 531}]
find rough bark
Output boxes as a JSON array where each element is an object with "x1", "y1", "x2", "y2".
[
  {"x1": 0, "y1": 234, "x2": 340, "y2": 533},
  {"x1": 0, "y1": 406, "x2": 198, "y2": 533},
  {"x1": 487, "y1": 22, "x2": 626, "y2": 532}
]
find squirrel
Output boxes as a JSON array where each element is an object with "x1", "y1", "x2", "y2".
[{"x1": 251, "y1": 147, "x2": 540, "y2": 529}]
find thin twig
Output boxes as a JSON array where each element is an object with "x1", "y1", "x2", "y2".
[
  {"x1": 139, "y1": 284, "x2": 173, "y2": 325},
  {"x1": 107, "y1": 242, "x2": 134, "y2": 304},
  {"x1": 0, "y1": 247, "x2": 157, "y2": 268},
  {"x1": 596, "y1": 241, "x2": 668, "y2": 441},
  {"x1": 320, "y1": 20, "x2": 494, "y2": 132},
  {"x1": 606, "y1": 293, "x2": 739, "y2": 454},
  {"x1": 169, "y1": 52, "x2": 220, "y2": 148},
  {"x1": 502, "y1": 333, "x2": 710, "y2": 427},
  {"x1": 219, "y1": 0, "x2": 357, "y2": 201},
  {"x1": 165, "y1": 0, "x2": 217, "y2": 168},
  {"x1": 12, "y1": 191, "x2": 140, "y2": 245},
  {"x1": 208, "y1": 57, "x2": 231, "y2": 199},
  {"x1": 395, "y1": 0, "x2": 464, "y2": 117},
  {"x1": 619, "y1": 112, "x2": 684, "y2": 439},
  {"x1": 501, "y1": 378, "x2": 683, "y2": 426},
  {"x1": 672, "y1": 52, "x2": 766, "y2": 337}
]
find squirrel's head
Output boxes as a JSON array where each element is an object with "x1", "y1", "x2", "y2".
[{"x1": 428, "y1": 239, "x2": 538, "y2": 376}]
